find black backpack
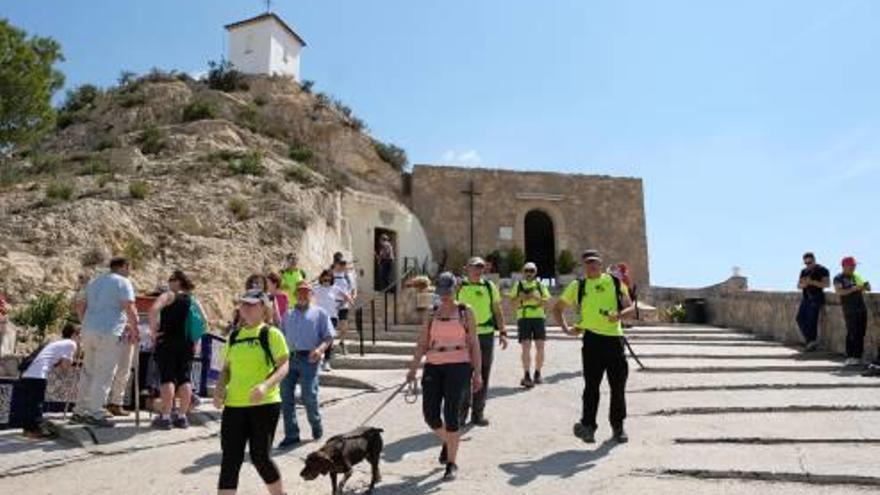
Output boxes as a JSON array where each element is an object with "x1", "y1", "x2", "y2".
[
  {"x1": 457, "y1": 279, "x2": 498, "y2": 329},
  {"x1": 18, "y1": 343, "x2": 48, "y2": 377},
  {"x1": 577, "y1": 274, "x2": 625, "y2": 312},
  {"x1": 228, "y1": 325, "x2": 276, "y2": 373}
]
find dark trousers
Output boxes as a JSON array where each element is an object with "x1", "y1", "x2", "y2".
[
  {"x1": 379, "y1": 259, "x2": 394, "y2": 290},
  {"x1": 422, "y1": 363, "x2": 472, "y2": 432},
  {"x1": 580, "y1": 330, "x2": 629, "y2": 429},
  {"x1": 219, "y1": 403, "x2": 282, "y2": 490},
  {"x1": 19, "y1": 378, "x2": 47, "y2": 433},
  {"x1": 460, "y1": 333, "x2": 494, "y2": 422},
  {"x1": 844, "y1": 310, "x2": 868, "y2": 359},
  {"x1": 796, "y1": 298, "x2": 823, "y2": 343}
]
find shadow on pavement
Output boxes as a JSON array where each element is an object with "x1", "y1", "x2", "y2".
[
  {"x1": 540, "y1": 370, "x2": 582, "y2": 384},
  {"x1": 382, "y1": 431, "x2": 472, "y2": 464},
  {"x1": 0, "y1": 431, "x2": 80, "y2": 456},
  {"x1": 372, "y1": 467, "x2": 445, "y2": 494},
  {"x1": 498, "y1": 440, "x2": 618, "y2": 487},
  {"x1": 181, "y1": 451, "x2": 222, "y2": 474}
]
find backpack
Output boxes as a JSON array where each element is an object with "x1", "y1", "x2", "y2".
[
  {"x1": 185, "y1": 295, "x2": 207, "y2": 343},
  {"x1": 457, "y1": 279, "x2": 498, "y2": 329},
  {"x1": 577, "y1": 274, "x2": 625, "y2": 312},
  {"x1": 18, "y1": 343, "x2": 48, "y2": 377},
  {"x1": 427, "y1": 303, "x2": 470, "y2": 348},
  {"x1": 516, "y1": 280, "x2": 547, "y2": 309},
  {"x1": 228, "y1": 325, "x2": 275, "y2": 373}
]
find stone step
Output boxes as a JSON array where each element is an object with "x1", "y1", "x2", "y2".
[
  {"x1": 331, "y1": 353, "x2": 412, "y2": 370},
  {"x1": 338, "y1": 340, "x2": 416, "y2": 355}
]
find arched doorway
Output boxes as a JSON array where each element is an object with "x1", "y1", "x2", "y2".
[{"x1": 524, "y1": 210, "x2": 555, "y2": 278}]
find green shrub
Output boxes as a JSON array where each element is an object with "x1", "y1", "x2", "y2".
[
  {"x1": 138, "y1": 125, "x2": 167, "y2": 155},
  {"x1": 129, "y1": 180, "x2": 149, "y2": 199},
  {"x1": 254, "y1": 94, "x2": 269, "y2": 107},
  {"x1": 557, "y1": 249, "x2": 576, "y2": 275},
  {"x1": 96, "y1": 173, "x2": 114, "y2": 188},
  {"x1": 332, "y1": 99, "x2": 353, "y2": 118},
  {"x1": 207, "y1": 59, "x2": 249, "y2": 92},
  {"x1": 508, "y1": 246, "x2": 526, "y2": 273},
  {"x1": 236, "y1": 103, "x2": 264, "y2": 133},
  {"x1": 300, "y1": 80, "x2": 314, "y2": 94},
  {"x1": 55, "y1": 111, "x2": 87, "y2": 130},
  {"x1": 322, "y1": 167, "x2": 351, "y2": 192},
  {"x1": 31, "y1": 153, "x2": 62, "y2": 175},
  {"x1": 117, "y1": 70, "x2": 138, "y2": 90},
  {"x1": 79, "y1": 156, "x2": 113, "y2": 176},
  {"x1": 61, "y1": 84, "x2": 101, "y2": 113},
  {"x1": 662, "y1": 303, "x2": 686, "y2": 323},
  {"x1": 10, "y1": 292, "x2": 70, "y2": 345},
  {"x1": 348, "y1": 117, "x2": 366, "y2": 132},
  {"x1": 182, "y1": 99, "x2": 217, "y2": 122},
  {"x1": 117, "y1": 91, "x2": 146, "y2": 108},
  {"x1": 225, "y1": 150, "x2": 265, "y2": 176},
  {"x1": 122, "y1": 237, "x2": 150, "y2": 269},
  {"x1": 284, "y1": 164, "x2": 316, "y2": 186},
  {"x1": 314, "y1": 92, "x2": 330, "y2": 107},
  {"x1": 260, "y1": 180, "x2": 280, "y2": 195},
  {"x1": 93, "y1": 136, "x2": 117, "y2": 151},
  {"x1": 372, "y1": 140, "x2": 408, "y2": 171},
  {"x1": 228, "y1": 196, "x2": 250, "y2": 220},
  {"x1": 288, "y1": 142, "x2": 314, "y2": 163},
  {"x1": 45, "y1": 181, "x2": 74, "y2": 201}
]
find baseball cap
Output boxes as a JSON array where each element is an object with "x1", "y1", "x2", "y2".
[
  {"x1": 296, "y1": 281, "x2": 312, "y2": 292},
  {"x1": 523, "y1": 262, "x2": 537, "y2": 272},
  {"x1": 239, "y1": 289, "x2": 269, "y2": 305},
  {"x1": 582, "y1": 249, "x2": 602, "y2": 262},
  {"x1": 842, "y1": 256, "x2": 857, "y2": 267},
  {"x1": 468, "y1": 256, "x2": 486, "y2": 267},
  {"x1": 435, "y1": 272, "x2": 457, "y2": 296}
]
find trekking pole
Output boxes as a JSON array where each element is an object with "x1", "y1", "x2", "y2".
[
  {"x1": 622, "y1": 336, "x2": 647, "y2": 370},
  {"x1": 134, "y1": 346, "x2": 141, "y2": 427}
]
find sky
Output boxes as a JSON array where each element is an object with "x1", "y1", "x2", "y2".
[{"x1": 5, "y1": 0, "x2": 879, "y2": 290}]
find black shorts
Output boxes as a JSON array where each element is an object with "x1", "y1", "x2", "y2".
[
  {"x1": 518, "y1": 318, "x2": 547, "y2": 342},
  {"x1": 337, "y1": 309, "x2": 350, "y2": 321},
  {"x1": 154, "y1": 348, "x2": 194, "y2": 386}
]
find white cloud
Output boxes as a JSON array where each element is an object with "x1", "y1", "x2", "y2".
[{"x1": 441, "y1": 149, "x2": 483, "y2": 165}]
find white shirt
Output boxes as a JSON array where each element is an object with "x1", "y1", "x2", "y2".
[
  {"x1": 23, "y1": 339, "x2": 77, "y2": 379},
  {"x1": 313, "y1": 284, "x2": 345, "y2": 319},
  {"x1": 332, "y1": 271, "x2": 355, "y2": 309}
]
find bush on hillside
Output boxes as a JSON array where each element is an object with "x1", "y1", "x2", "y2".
[
  {"x1": 372, "y1": 140, "x2": 408, "y2": 171},
  {"x1": 206, "y1": 59, "x2": 249, "y2": 92},
  {"x1": 182, "y1": 99, "x2": 217, "y2": 122},
  {"x1": 138, "y1": 125, "x2": 167, "y2": 155}
]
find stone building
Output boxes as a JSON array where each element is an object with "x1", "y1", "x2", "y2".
[
  {"x1": 406, "y1": 165, "x2": 650, "y2": 288},
  {"x1": 225, "y1": 13, "x2": 306, "y2": 81}
]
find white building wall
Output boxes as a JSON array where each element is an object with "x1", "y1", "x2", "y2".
[
  {"x1": 342, "y1": 191, "x2": 434, "y2": 296},
  {"x1": 227, "y1": 23, "x2": 272, "y2": 74},
  {"x1": 268, "y1": 22, "x2": 302, "y2": 81}
]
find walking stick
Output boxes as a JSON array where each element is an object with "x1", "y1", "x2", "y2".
[
  {"x1": 622, "y1": 336, "x2": 647, "y2": 370},
  {"x1": 134, "y1": 346, "x2": 141, "y2": 427}
]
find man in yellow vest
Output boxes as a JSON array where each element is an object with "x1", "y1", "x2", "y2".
[
  {"x1": 457, "y1": 257, "x2": 507, "y2": 426},
  {"x1": 553, "y1": 249, "x2": 634, "y2": 443},
  {"x1": 509, "y1": 261, "x2": 550, "y2": 388}
]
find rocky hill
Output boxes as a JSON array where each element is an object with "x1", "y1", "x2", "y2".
[{"x1": 0, "y1": 71, "x2": 405, "y2": 324}]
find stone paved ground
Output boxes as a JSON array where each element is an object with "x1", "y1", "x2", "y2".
[{"x1": 3, "y1": 324, "x2": 880, "y2": 494}]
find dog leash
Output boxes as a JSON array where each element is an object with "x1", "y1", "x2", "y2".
[
  {"x1": 622, "y1": 336, "x2": 647, "y2": 370},
  {"x1": 358, "y1": 379, "x2": 420, "y2": 427}
]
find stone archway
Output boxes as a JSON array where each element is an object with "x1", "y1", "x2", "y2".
[{"x1": 524, "y1": 210, "x2": 556, "y2": 278}]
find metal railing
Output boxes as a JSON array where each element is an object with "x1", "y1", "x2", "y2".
[{"x1": 353, "y1": 263, "x2": 420, "y2": 356}]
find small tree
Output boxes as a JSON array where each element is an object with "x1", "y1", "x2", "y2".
[
  {"x1": 508, "y1": 246, "x2": 526, "y2": 273},
  {"x1": 372, "y1": 140, "x2": 408, "y2": 171},
  {"x1": 11, "y1": 292, "x2": 70, "y2": 345},
  {"x1": 557, "y1": 249, "x2": 576, "y2": 275},
  {"x1": 0, "y1": 19, "x2": 65, "y2": 157},
  {"x1": 206, "y1": 59, "x2": 248, "y2": 92}
]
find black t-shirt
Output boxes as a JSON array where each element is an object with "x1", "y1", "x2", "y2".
[
  {"x1": 834, "y1": 273, "x2": 868, "y2": 313},
  {"x1": 800, "y1": 264, "x2": 829, "y2": 302}
]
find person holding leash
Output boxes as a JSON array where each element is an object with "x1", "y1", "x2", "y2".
[
  {"x1": 553, "y1": 249, "x2": 634, "y2": 444},
  {"x1": 407, "y1": 272, "x2": 482, "y2": 482}
]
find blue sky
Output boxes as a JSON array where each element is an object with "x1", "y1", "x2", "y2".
[{"x1": 5, "y1": 0, "x2": 879, "y2": 289}]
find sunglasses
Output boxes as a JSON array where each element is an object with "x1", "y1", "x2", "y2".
[{"x1": 524, "y1": 269, "x2": 536, "y2": 273}]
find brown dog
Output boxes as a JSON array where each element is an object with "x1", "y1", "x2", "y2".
[{"x1": 301, "y1": 427, "x2": 384, "y2": 494}]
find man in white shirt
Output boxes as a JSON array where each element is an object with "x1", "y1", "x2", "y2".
[
  {"x1": 331, "y1": 258, "x2": 357, "y2": 354},
  {"x1": 19, "y1": 323, "x2": 80, "y2": 439}
]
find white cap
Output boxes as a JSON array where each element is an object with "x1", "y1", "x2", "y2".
[{"x1": 523, "y1": 262, "x2": 537, "y2": 271}]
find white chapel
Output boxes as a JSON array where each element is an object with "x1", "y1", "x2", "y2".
[{"x1": 224, "y1": 12, "x2": 307, "y2": 81}]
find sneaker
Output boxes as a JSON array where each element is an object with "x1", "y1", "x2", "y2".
[
  {"x1": 861, "y1": 364, "x2": 880, "y2": 377},
  {"x1": 107, "y1": 404, "x2": 130, "y2": 417},
  {"x1": 804, "y1": 341, "x2": 819, "y2": 352},
  {"x1": 438, "y1": 443, "x2": 448, "y2": 465},
  {"x1": 612, "y1": 425, "x2": 629, "y2": 443},
  {"x1": 69, "y1": 413, "x2": 88, "y2": 425},
  {"x1": 844, "y1": 358, "x2": 862, "y2": 367},
  {"x1": 533, "y1": 371, "x2": 543, "y2": 385},
  {"x1": 151, "y1": 416, "x2": 172, "y2": 430},
  {"x1": 443, "y1": 463, "x2": 458, "y2": 481},
  {"x1": 172, "y1": 415, "x2": 189, "y2": 429},
  {"x1": 573, "y1": 422, "x2": 597, "y2": 443},
  {"x1": 312, "y1": 430, "x2": 323, "y2": 441},
  {"x1": 471, "y1": 416, "x2": 490, "y2": 427},
  {"x1": 520, "y1": 373, "x2": 534, "y2": 388},
  {"x1": 83, "y1": 415, "x2": 116, "y2": 428},
  {"x1": 277, "y1": 437, "x2": 301, "y2": 449},
  {"x1": 321, "y1": 360, "x2": 333, "y2": 372}
]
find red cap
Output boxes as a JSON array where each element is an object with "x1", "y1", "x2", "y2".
[{"x1": 841, "y1": 256, "x2": 857, "y2": 267}]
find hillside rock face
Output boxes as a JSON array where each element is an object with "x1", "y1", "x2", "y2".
[{"x1": 0, "y1": 74, "x2": 403, "y2": 325}]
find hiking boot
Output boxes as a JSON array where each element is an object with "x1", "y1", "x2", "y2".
[
  {"x1": 471, "y1": 416, "x2": 489, "y2": 427},
  {"x1": 107, "y1": 404, "x2": 130, "y2": 417},
  {"x1": 533, "y1": 371, "x2": 543, "y2": 385},
  {"x1": 83, "y1": 415, "x2": 115, "y2": 428},
  {"x1": 439, "y1": 443, "x2": 448, "y2": 465},
  {"x1": 443, "y1": 463, "x2": 458, "y2": 481},
  {"x1": 573, "y1": 422, "x2": 597, "y2": 443},
  {"x1": 151, "y1": 416, "x2": 172, "y2": 430},
  {"x1": 862, "y1": 364, "x2": 880, "y2": 377},
  {"x1": 520, "y1": 372, "x2": 534, "y2": 388},
  {"x1": 172, "y1": 415, "x2": 189, "y2": 429},
  {"x1": 277, "y1": 437, "x2": 301, "y2": 449},
  {"x1": 612, "y1": 425, "x2": 629, "y2": 443},
  {"x1": 804, "y1": 341, "x2": 819, "y2": 352}
]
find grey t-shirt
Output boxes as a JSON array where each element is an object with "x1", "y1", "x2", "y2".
[{"x1": 82, "y1": 272, "x2": 135, "y2": 336}]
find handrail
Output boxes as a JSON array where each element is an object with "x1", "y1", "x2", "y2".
[{"x1": 353, "y1": 265, "x2": 419, "y2": 356}]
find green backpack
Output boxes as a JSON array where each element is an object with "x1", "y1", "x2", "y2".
[{"x1": 185, "y1": 295, "x2": 207, "y2": 343}]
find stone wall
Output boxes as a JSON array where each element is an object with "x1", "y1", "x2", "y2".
[
  {"x1": 649, "y1": 278, "x2": 880, "y2": 361},
  {"x1": 409, "y1": 165, "x2": 650, "y2": 288}
]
